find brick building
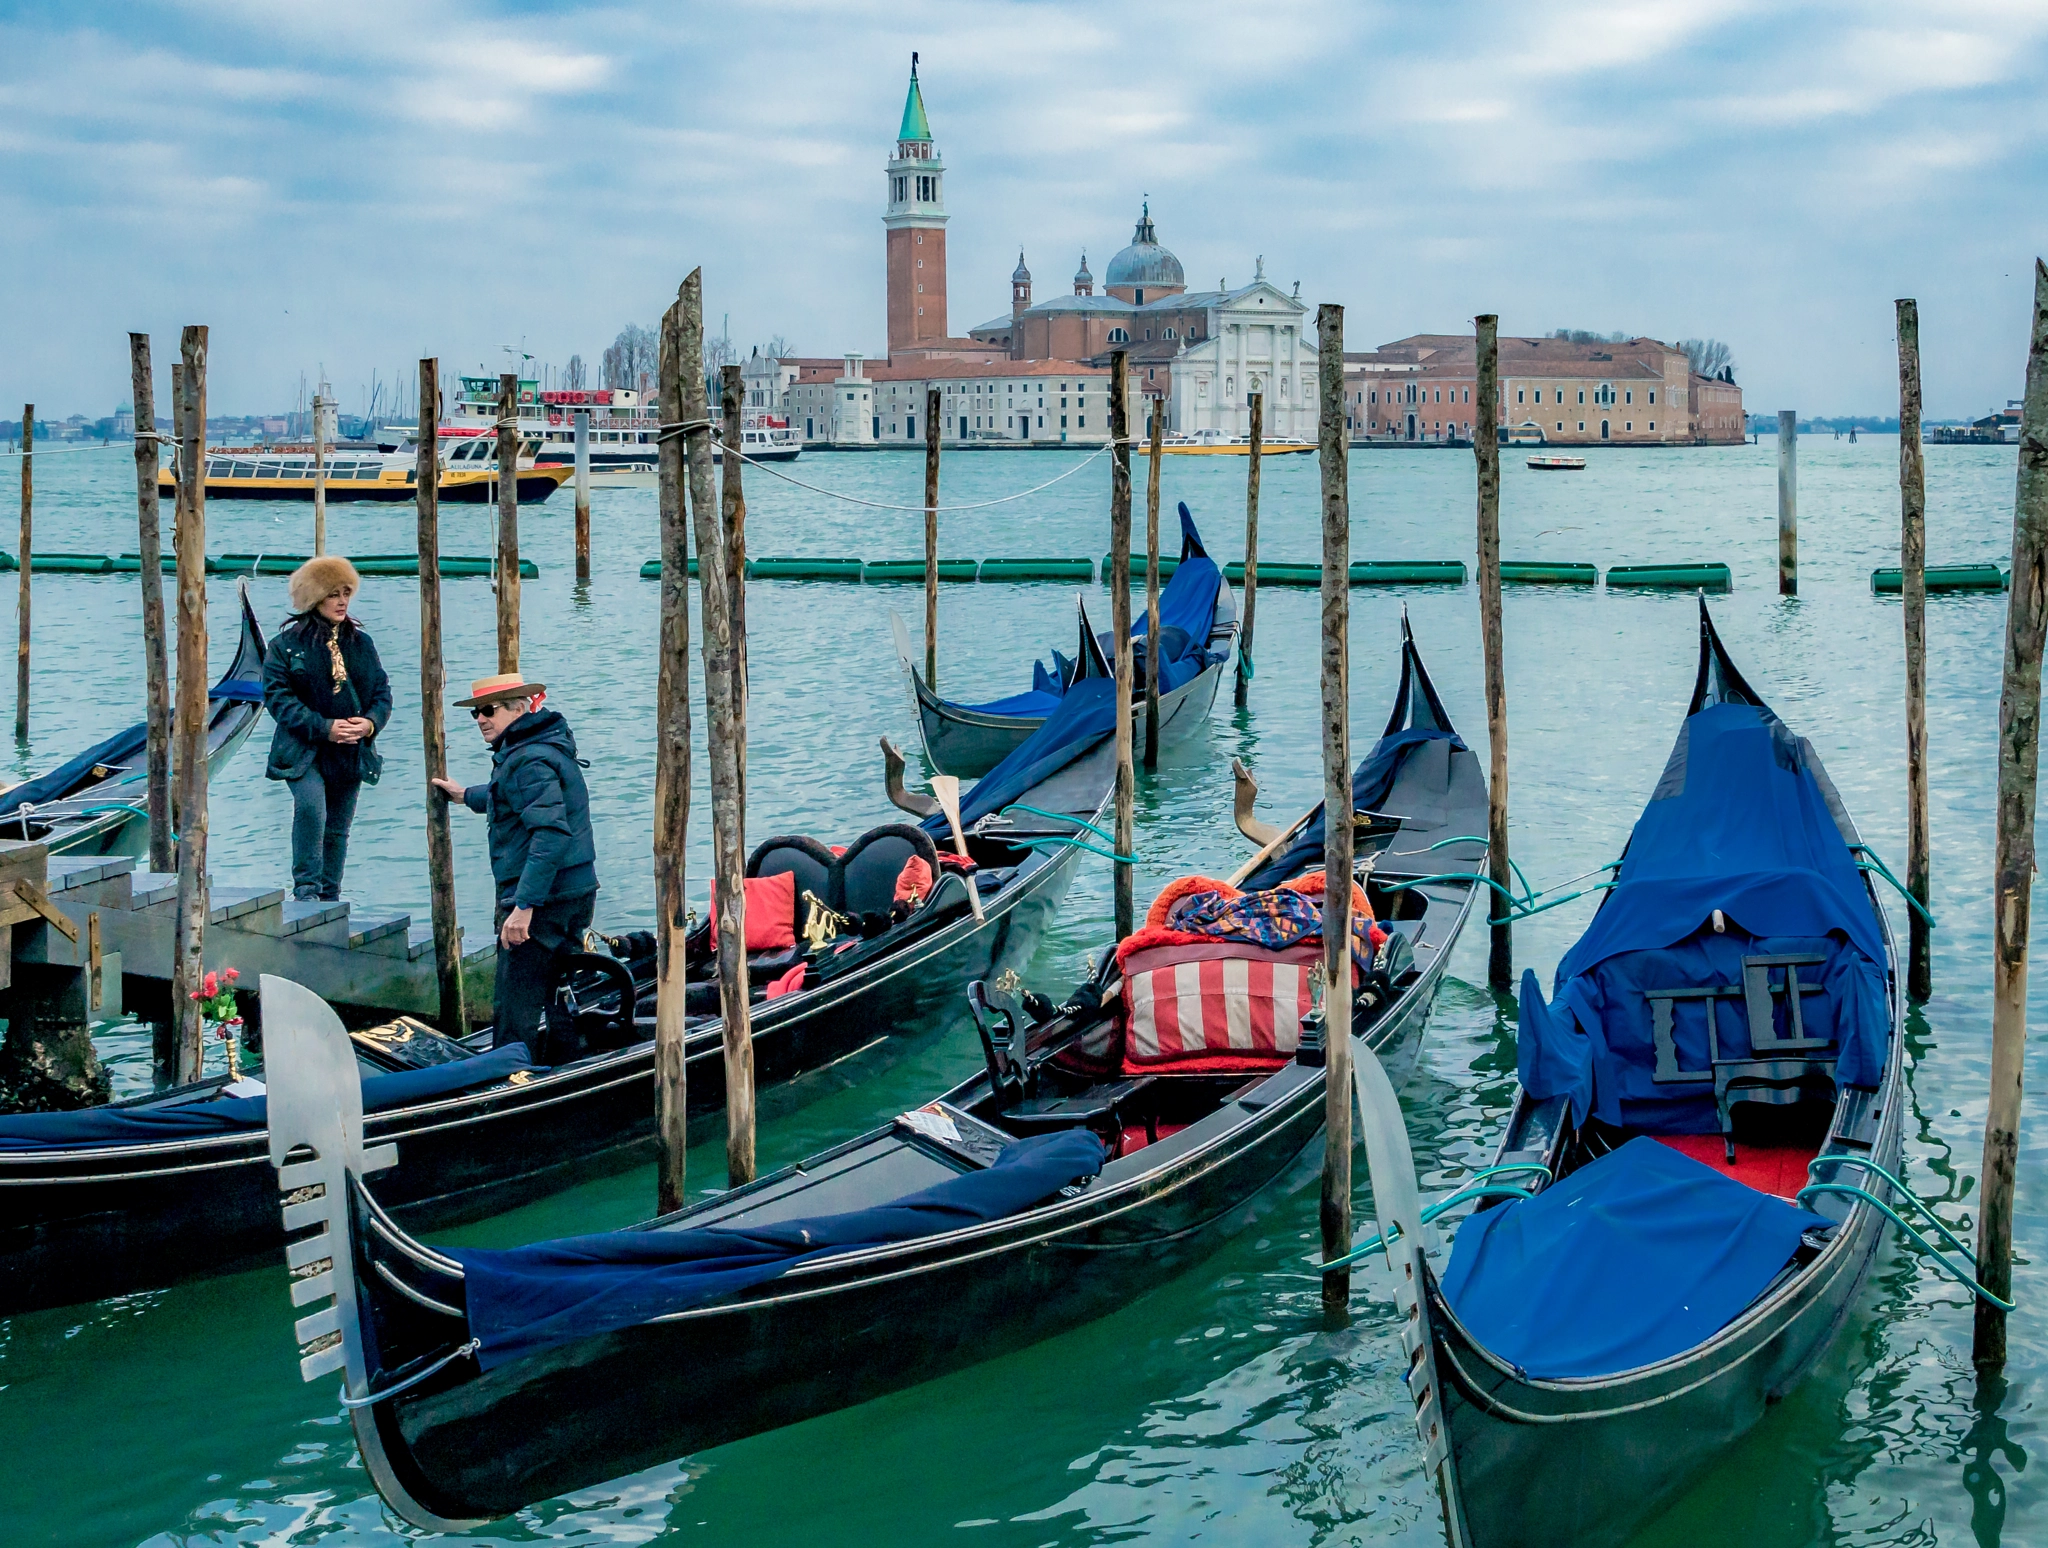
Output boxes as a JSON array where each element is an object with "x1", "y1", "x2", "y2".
[{"x1": 1343, "y1": 334, "x2": 1743, "y2": 446}]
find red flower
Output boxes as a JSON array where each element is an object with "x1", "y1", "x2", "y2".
[
  {"x1": 201, "y1": 971, "x2": 219, "y2": 997},
  {"x1": 223, "y1": 968, "x2": 240, "y2": 982}
]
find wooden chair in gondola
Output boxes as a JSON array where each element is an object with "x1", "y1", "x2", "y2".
[
  {"x1": 965, "y1": 979, "x2": 1158, "y2": 1145},
  {"x1": 1647, "y1": 948, "x2": 1835, "y2": 1163}
]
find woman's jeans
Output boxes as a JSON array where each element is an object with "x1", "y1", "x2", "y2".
[{"x1": 288, "y1": 769, "x2": 361, "y2": 901}]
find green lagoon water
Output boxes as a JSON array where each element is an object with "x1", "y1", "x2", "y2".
[{"x1": 0, "y1": 435, "x2": 2037, "y2": 1546}]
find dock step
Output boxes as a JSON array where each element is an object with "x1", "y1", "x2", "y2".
[{"x1": 348, "y1": 909, "x2": 413, "y2": 955}]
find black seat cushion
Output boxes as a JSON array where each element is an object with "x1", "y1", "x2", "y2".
[
  {"x1": 747, "y1": 835, "x2": 837, "y2": 921},
  {"x1": 833, "y1": 824, "x2": 940, "y2": 916}
]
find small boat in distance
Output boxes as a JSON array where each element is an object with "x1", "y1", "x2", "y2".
[
  {"x1": 1527, "y1": 454, "x2": 1586, "y2": 471},
  {"x1": 1162, "y1": 428, "x2": 1315, "y2": 456},
  {"x1": 157, "y1": 444, "x2": 571, "y2": 504}
]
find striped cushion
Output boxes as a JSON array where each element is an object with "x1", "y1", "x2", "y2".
[{"x1": 1119, "y1": 942, "x2": 1323, "y2": 1071}]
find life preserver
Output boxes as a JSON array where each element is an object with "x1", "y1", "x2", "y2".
[{"x1": 547, "y1": 410, "x2": 563, "y2": 426}]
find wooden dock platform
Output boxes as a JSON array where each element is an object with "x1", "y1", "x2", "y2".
[{"x1": 3, "y1": 842, "x2": 493, "y2": 1023}]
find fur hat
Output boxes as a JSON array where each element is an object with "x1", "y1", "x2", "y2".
[{"x1": 288, "y1": 555, "x2": 362, "y2": 614}]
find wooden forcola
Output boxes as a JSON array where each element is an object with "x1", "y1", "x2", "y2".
[{"x1": 928, "y1": 775, "x2": 984, "y2": 923}]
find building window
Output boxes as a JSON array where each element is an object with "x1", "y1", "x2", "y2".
[
  {"x1": 1626, "y1": 422, "x2": 1633, "y2": 431},
  {"x1": 1578, "y1": 422, "x2": 1585, "y2": 431},
  {"x1": 1164, "y1": 327, "x2": 1177, "y2": 340},
  {"x1": 1078, "y1": 416, "x2": 1085, "y2": 427},
  {"x1": 1649, "y1": 421, "x2": 1656, "y2": 430},
  {"x1": 1108, "y1": 328, "x2": 1129, "y2": 344},
  {"x1": 1625, "y1": 390, "x2": 1633, "y2": 404},
  {"x1": 1649, "y1": 390, "x2": 1656, "y2": 403}
]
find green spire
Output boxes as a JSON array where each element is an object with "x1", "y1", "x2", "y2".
[{"x1": 898, "y1": 55, "x2": 932, "y2": 142}]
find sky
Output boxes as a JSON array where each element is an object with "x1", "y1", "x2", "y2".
[{"x1": 3, "y1": 0, "x2": 2045, "y2": 421}]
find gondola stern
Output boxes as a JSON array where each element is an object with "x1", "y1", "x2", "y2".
[
  {"x1": 1384, "y1": 612, "x2": 1457, "y2": 741},
  {"x1": 261, "y1": 972, "x2": 488, "y2": 1535},
  {"x1": 1687, "y1": 594, "x2": 1768, "y2": 717}
]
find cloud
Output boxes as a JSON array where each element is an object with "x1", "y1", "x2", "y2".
[{"x1": 1, "y1": 0, "x2": 2044, "y2": 418}]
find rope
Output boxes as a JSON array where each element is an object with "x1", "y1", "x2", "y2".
[
  {"x1": 0, "y1": 441, "x2": 133, "y2": 459},
  {"x1": 728, "y1": 437, "x2": 1139, "y2": 514},
  {"x1": 337, "y1": 1337, "x2": 482, "y2": 1409},
  {"x1": 657, "y1": 418, "x2": 714, "y2": 442},
  {"x1": 1795, "y1": 1183, "x2": 2014, "y2": 1310}
]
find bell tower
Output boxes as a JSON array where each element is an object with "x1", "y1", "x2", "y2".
[{"x1": 884, "y1": 54, "x2": 948, "y2": 356}]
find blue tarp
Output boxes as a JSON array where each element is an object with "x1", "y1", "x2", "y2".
[
  {"x1": 1517, "y1": 702, "x2": 1889, "y2": 1129},
  {"x1": 1441, "y1": 1136, "x2": 1825, "y2": 1379},
  {"x1": 924, "y1": 676, "x2": 1117, "y2": 838},
  {"x1": 959, "y1": 502, "x2": 1224, "y2": 715},
  {"x1": 6, "y1": 681, "x2": 261, "y2": 809},
  {"x1": 0, "y1": 1044, "x2": 536, "y2": 1151},
  {"x1": 1240, "y1": 726, "x2": 1464, "y2": 890},
  {"x1": 450, "y1": 1127, "x2": 1108, "y2": 1369}
]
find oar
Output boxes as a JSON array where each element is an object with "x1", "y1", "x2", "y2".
[{"x1": 929, "y1": 774, "x2": 985, "y2": 923}]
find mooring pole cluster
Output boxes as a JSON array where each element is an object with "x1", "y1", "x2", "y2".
[
  {"x1": 1474, "y1": 316, "x2": 1512, "y2": 990},
  {"x1": 1896, "y1": 301, "x2": 1933, "y2": 1002},
  {"x1": 1237, "y1": 392, "x2": 1262, "y2": 709},
  {"x1": 127, "y1": 337, "x2": 173, "y2": 875},
  {"x1": 170, "y1": 327, "x2": 210, "y2": 1085},
  {"x1": 1976, "y1": 257, "x2": 2048, "y2": 1369},
  {"x1": 1109, "y1": 353, "x2": 1135, "y2": 942},
  {"x1": 1316, "y1": 302, "x2": 1354, "y2": 1319},
  {"x1": 655, "y1": 277, "x2": 700, "y2": 1212},
  {"x1": 1144, "y1": 401, "x2": 1163, "y2": 769}
]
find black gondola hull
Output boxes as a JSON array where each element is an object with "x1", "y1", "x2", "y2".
[
  {"x1": 0, "y1": 823, "x2": 1082, "y2": 1314},
  {"x1": 373, "y1": 944, "x2": 1452, "y2": 1519}
]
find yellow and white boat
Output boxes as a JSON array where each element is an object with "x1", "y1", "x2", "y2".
[
  {"x1": 157, "y1": 441, "x2": 572, "y2": 504},
  {"x1": 1159, "y1": 429, "x2": 1315, "y2": 456}
]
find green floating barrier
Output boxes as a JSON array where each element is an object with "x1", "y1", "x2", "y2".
[
  {"x1": 639, "y1": 558, "x2": 706, "y2": 579},
  {"x1": 1224, "y1": 561, "x2": 1320, "y2": 586},
  {"x1": 747, "y1": 556, "x2": 864, "y2": 581},
  {"x1": 212, "y1": 553, "x2": 308, "y2": 576},
  {"x1": 1501, "y1": 561, "x2": 1598, "y2": 585},
  {"x1": 29, "y1": 553, "x2": 114, "y2": 574},
  {"x1": 865, "y1": 559, "x2": 980, "y2": 583},
  {"x1": 1607, "y1": 563, "x2": 1732, "y2": 591},
  {"x1": 111, "y1": 553, "x2": 178, "y2": 574},
  {"x1": 1099, "y1": 554, "x2": 1183, "y2": 583},
  {"x1": 347, "y1": 554, "x2": 538, "y2": 578},
  {"x1": 0, "y1": 551, "x2": 17, "y2": 572},
  {"x1": 979, "y1": 558, "x2": 1095, "y2": 582},
  {"x1": 1871, "y1": 564, "x2": 2006, "y2": 594},
  {"x1": 1350, "y1": 561, "x2": 1466, "y2": 585}
]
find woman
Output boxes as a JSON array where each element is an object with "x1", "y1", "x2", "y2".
[{"x1": 263, "y1": 556, "x2": 392, "y2": 902}]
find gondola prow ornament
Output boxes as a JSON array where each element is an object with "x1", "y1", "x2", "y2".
[{"x1": 262, "y1": 973, "x2": 485, "y2": 1535}]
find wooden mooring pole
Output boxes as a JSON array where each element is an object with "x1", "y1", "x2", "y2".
[
  {"x1": 1109, "y1": 353, "x2": 1135, "y2": 941},
  {"x1": 129, "y1": 337, "x2": 173, "y2": 874},
  {"x1": 655, "y1": 281, "x2": 700, "y2": 1213},
  {"x1": 312, "y1": 393, "x2": 327, "y2": 558},
  {"x1": 574, "y1": 407, "x2": 592, "y2": 583},
  {"x1": 416, "y1": 358, "x2": 465, "y2": 1036},
  {"x1": 1475, "y1": 316, "x2": 1512, "y2": 990},
  {"x1": 1897, "y1": 300, "x2": 1933, "y2": 1001},
  {"x1": 1237, "y1": 391, "x2": 1262, "y2": 708},
  {"x1": 1975, "y1": 256, "x2": 2048, "y2": 1369},
  {"x1": 1778, "y1": 409, "x2": 1798, "y2": 596},
  {"x1": 1316, "y1": 303, "x2": 1354, "y2": 1318},
  {"x1": 721, "y1": 365, "x2": 750, "y2": 813},
  {"x1": 16, "y1": 403, "x2": 30, "y2": 741},
  {"x1": 495, "y1": 373, "x2": 521, "y2": 671},
  {"x1": 171, "y1": 327, "x2": 210, "y2": 1085},
  {"x1": 1144, "y1": 399, "x2": 1163, "y2": 769},
  {"x1": 700, "y1": 357, "x2": 754, "y2": 1188},
  {"x1": 925, "y1": 384, "x2": 941, "y2": 690}
]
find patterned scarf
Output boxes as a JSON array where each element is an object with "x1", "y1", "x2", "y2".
[{"x1": 1166, "y1": 887, "x2": 1380, "y2": 973}]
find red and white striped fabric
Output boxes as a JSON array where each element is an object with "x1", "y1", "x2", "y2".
[{"x1": 1119, "y1": 942, "x2": 1322, "y2": 1072}]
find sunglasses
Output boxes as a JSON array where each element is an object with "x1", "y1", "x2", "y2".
[{"x1": 469, "y1": 701, "x2": 518, "y2": 720}]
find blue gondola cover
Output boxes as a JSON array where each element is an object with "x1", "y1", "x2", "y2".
[
  {"x1": 1441, "y1": 1136, "x2": 1825, "y2": 1379},
  {"x1": 0, "y1": 1045, "x2": 536, "y2": 1151},
  {"x1": 1516, "y1": 702, "x2": 1889, "y2": 1129},
  {"x1": 450, "y1": 1128, "x2": 1108, "y2": 1368}
]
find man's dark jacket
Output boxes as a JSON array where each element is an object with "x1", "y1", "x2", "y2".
[
  {"x1": 462, "y1": 708, "x2": 599, "y2": 910},
  {"x1": 262, "y1": 618, "x2": 393, "y2": 783}
]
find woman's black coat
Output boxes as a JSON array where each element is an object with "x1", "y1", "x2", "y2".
[{"x1": 263, "y1": 616, "x2": 393, "y2": 783}]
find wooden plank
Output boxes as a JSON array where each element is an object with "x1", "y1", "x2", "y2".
[{"x1": 10, "y1": 877, "x2": 79, "y2": 943}]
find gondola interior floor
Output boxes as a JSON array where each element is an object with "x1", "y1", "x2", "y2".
[{"x1": 1654, "y1": 1132, "x2": 1820, "y2": 1199}]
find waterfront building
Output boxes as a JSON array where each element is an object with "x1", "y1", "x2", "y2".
[
  {"x1": 787, "y1": 354, "x2": 1126, "y2": 447},
  {"x1": 1342, "y1": 334, "x2": 1743, "y2": 446}
]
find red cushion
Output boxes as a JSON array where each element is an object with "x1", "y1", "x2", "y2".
[
  {"x1": 1119, "y1": 941, "x2": 1321, "y2": 1072},
  {"x1": 764, "y1": 962, "x2": 806, "y2": 1000},
  {"x1": 1654, "y1": 1134, "x2": 1818, "y2": 1199},
  {"x1": 710, "y1": 870, "x2": 798, "y2": 953},
  {"x1": 894, "y1": 854, "x2": 934, "y2": 906}
]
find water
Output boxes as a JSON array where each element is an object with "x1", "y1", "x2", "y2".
[{"x1": 0, "y1": 436, "x2": 2038, "y2": 1546}]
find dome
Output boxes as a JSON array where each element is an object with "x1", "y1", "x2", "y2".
[
  {"x1": 1012, "y1": 250, "x2": 1031, "y2": 283},
  {"x1": 1073, "y1": 252, "x2": 1092, "y2": 286},
  {"x1": 1104, "y1": 202, "x2": 1184, "y2": 293}
]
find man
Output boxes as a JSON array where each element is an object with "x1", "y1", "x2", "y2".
[{"x1": 432, "y1": 672, "x2": 598, "y2": 1058}]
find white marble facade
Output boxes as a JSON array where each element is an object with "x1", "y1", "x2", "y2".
[{"x1": 1168, "y1": 280, "x2": 1318, "y2": 439}]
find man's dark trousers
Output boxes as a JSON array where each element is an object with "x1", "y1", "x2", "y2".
[{"x1": 492, "y1": 892, "x2": 597, "y2": 1059}]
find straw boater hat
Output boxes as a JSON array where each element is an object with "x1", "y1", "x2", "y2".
[
  {"x1": 287, "y1": 555, "x2": 361, "y2": 614},
  {"x1": 454, "y1": 671, "x2": 547, "y2": 709}
]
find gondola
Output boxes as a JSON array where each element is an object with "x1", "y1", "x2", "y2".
[
  {"x1": 0, "y1": 582, "x2": 267, "y2": 856},
  {"x1": 895, "y1": 502, "x2": 1238, "y2": 778},
  {"x1": 0, "y1": 686, "x2": 1120, "y2": 1314},
  {"x1": 1349, "y1": 599, "x2": 1909, "y2": 1548},
  {"x1": 261, "y1": 617, "x2": 1486, "y2": 1528}
]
